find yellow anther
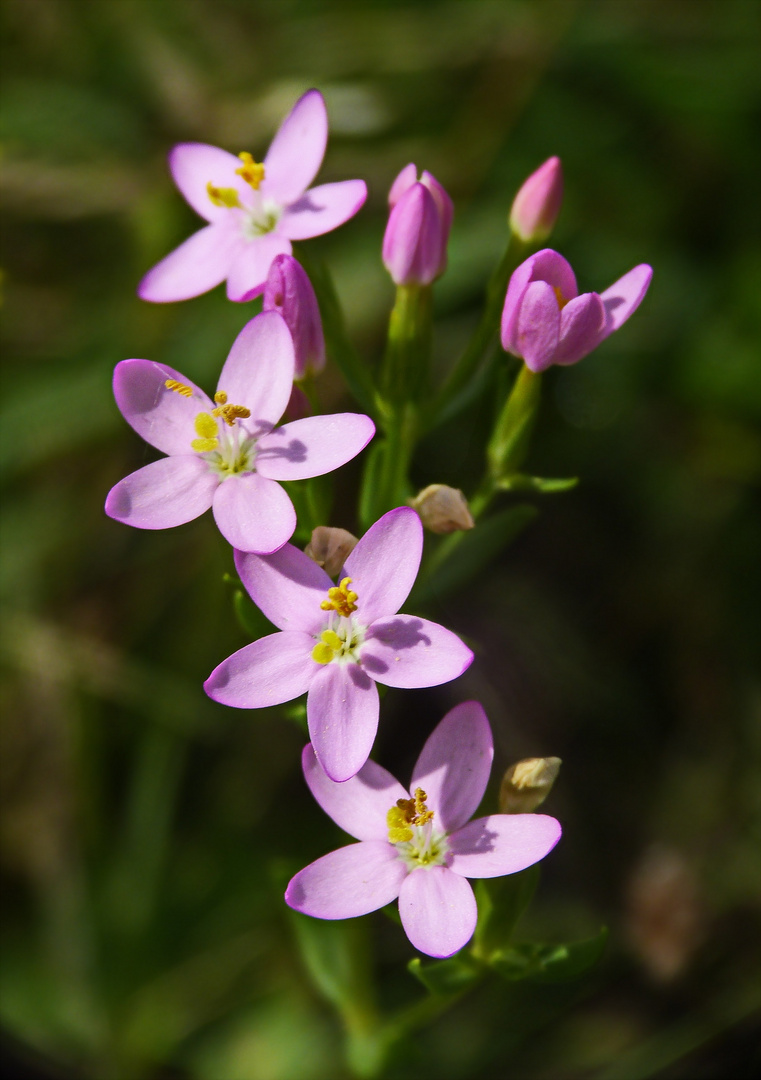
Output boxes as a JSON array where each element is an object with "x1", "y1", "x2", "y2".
[
  {"x1": 552, "y1": 285, "x2": 570, "y2": 310},
  {"x1": 191, "y1": 412, "x2": 219, "y2": 452},
  {"x1": 320, "y1": 577, "x2": 358, "y2": 617},
  {"x1": 164, "y1": 379, "x2": 193, "y2": 397},
  {"x1": 236, "y1": 152, "x2": 265, "y2": 190},
  {"x1": 320, "y1": 629, "x2": 343, "y2": 650},
  {"x1": 212, "y1": 403, "x2": 251, "y2": 427},
  {"x1": 214, "y1": 391, "x2": 228, "y2": 405},
  {"x1": 206, "y1": 182, "x2": 242, "y2": 209},
  {"x1": 312, "y1": 642, "x2": 335, "y2": 665},
  {"x1": 386, "y1": 788, "x2": 434, "y2": 843}
]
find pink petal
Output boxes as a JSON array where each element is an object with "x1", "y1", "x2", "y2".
[
  {"x1": 105, "y1": 455, "x2": 217, "y2": 530},
  {"x1": 553, "y1": 291, "x2": 607, "y2": 366},
  {"x1": 307, "y1": 664, "x2": 380, "y2": 783},
  {"x1": 225, "y1": 234, "x2": 293, "y2": 303},
  {"x1": 285, "y1": 841, "x2": 406, "y2": 920},
  {"x1": 342, "y1": 507, "x2": 423, "y2": 624},
  {"x1": 138, "y1": 222, "x2": 243, "y2": 303},
  {"x1": 528, "y1": 248, "x2": 577, "y2": 298},
  {"x1": 256, "y1": 413, "x2": 375, "y2": 482},
  {"x1": 279, "y1": 180, "x2": 368, "y2": 241},
  {"x1": 168, "y1": 142, "x2": 254, "y2": 222},
  {"x1": 600, "y1": 263, "x2": 653, "y2": 336},
  {"x1": 388, "y1": 162, "x2": 418, "y2": 208},
  {"x1": 448, "y1": 813, "x2": 561, "y2": 878},
  {"x1": 398, "y1": 867, "x2": 477, "y2": 958},
  {"x1": 516, "y1": 279, "x2": 561, "y2": 373},
  {"x1": 216, "y1": 311, "x2": 294, "y2": 430},
  {"x1": 234, "y1": 544, "x2": 332, "y2": 635},
  {"x1": 360, "y1": 615, "x2": 473, "y2": 689},
  {"x1": 261, "y1": 88, "x2": 328, "y2": 206},
  {"x1": 501, "y1": 256, "x2": 537, "y2": 353},
  {"x1": 113, "y1": 359, "x2": 213, "y2": 456},
  {"x1": 212, "y1": 473, "x2": 296, "y2": 554},
  {"x1": 204, "y1": 631, "x2": 315, "y2": 708},
  {"x1": 302, "y1": 744, "x2": 409, "y2": 841},
  {"x1": 410, "y1": 702, "x2": 493, "y2": 833},
  {"x1": 382, "y1": 183, "x2": 443, "y2": 286}
]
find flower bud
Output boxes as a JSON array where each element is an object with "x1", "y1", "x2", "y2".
[
  {"x1": 410, "y1": 484, "x2": 474, "y2": 534},
  {"x1": 499, "y1": 757, "x2": 561, "y2": 814},
  {"x1": 509, "y1": 157, "x2": 563, "y2": 244},
  {"x1": 263, "y1": 254, "x2": 325, "y2": 379},
  {"x1": 383, "y1": 164, "x2": 453, "y2": 286},
  {"x1": 304, "y1": 526, "x2": 358, "y2": 579}
]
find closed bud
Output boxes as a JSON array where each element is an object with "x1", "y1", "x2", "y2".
[
  {"x1": 263, "y1": 254, "x2": 325, "y2": 379},
  {"x1": 411, "y1": 484, "x2": 474, "y2": 534},
  {"x1": 509, "y1": 157, "x2": 563, "y2": 243},
  {"x1": 383, "y1": 164, "x2": 453, "y2": 286},
  {"x1": 304, "y1": 526, "x2": 359, "y2": 579},
  {"x1": 499, "y1": 757, "x2": 561, "y2": 814}
]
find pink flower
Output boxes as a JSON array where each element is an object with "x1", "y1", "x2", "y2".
[
  {"x1": 501, "y1": 249, "x2": 653, "y2": 373},
  {"x1": 285, "y1": 702, "x2": 562, "y2": 958},
  {"x1": 105, "y1": 311, "x2": 375, "y2": 553},
  {"x1": 204, "y1": 507, "x2": 474, "y2": 782},
  {"x1": 138, "y1": 89, "x2": 367, "y2": 304},
  {"x1": 382, "y1": 164, "x2": 453, "y2": 286},
  {"x1": 263, "y1": 254, "x2": 325, "y2": 379},
  {"x1": 509, "y1": 156, "x2": 563, "y2": 243}
]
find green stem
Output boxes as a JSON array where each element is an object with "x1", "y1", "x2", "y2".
[{"x1": 381, "y1": 284, "x2": 432, "y2": 406}]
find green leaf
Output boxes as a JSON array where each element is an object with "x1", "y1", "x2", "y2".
[
  {"x1": 473, "y1": 865, "x2": 540, "y2": 958},
  {"x1": 495, "y1": 474, "x2": 579, "y2": 494},
  {"x1": 407, "y1": 955, "x2": 482, "y2": 997},
  {"x1": 289, "y1": 913, "x2": 374, "y2": 1019},
  {"x1": 491, "y1": 927, "x2": 608, "y2": 984}
]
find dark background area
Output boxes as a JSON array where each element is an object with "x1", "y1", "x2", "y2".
[{"x1": 1, "y1": 1, "x2": 759, "y2": 1077}]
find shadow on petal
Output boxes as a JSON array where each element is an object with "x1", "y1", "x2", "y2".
[{"x1": 366, "y1": 617, "x2": 431, "y2": 650}]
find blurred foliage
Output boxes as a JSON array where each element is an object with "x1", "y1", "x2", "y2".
[{"x1": 1, "y1": 0, "x2": 760, "y2": 1078}]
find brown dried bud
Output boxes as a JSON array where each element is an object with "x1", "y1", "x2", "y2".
[
  {"x1": 410, "y1": 484, "x2": 475, "y2": 534},
  {"x1": 499, "y1": 757, "x2": 561, "y2": 814},
  {"x1": 304, "y1": 527, "x2": 358, "y2": 579}
]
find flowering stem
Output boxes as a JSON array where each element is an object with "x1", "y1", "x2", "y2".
[
  {"x1": 486, "y1": 363, "x2": 542, "y2": 481},
  {"x1": 381, "y1": 284, "x2": 433, "y2": 406}
]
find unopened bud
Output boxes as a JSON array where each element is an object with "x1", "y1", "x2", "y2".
[
  {"x1": 410, "y1": 484, "x2": 474, "y2": 534},
  {"x1": 304, "y1": 527, "x2": 359, "y2": 579},
  {"x1": 383, "y1": 164, "x2": 453, "y2": 286},
  {"x1": 263, "y1": 254, "x2": 325, "y2": 379},
  {"x1": 509, "y1": 156, "x2": 563, "y2": 243},
  {"x1": 499, "y1": 757, "x2": 561, "y2": 814}
]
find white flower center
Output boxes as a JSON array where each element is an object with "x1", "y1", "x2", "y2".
[
  {"x1": 395, "y1": 822, "x2": 450, "y2": 871},
  {"x1": 202, "y1": 426, "x2": 257, "y2": 479},
  {"x1": 241, "y1": 196, "x2": 283, "y2": 239},
  {"x1": 311, "y1": 614, "x2": 366, "y2": 666}
]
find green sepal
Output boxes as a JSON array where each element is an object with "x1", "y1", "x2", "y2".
[
  {"x1": 408, "y1": 954, "x2": 483, "y2": 997},
  {"x1": 495, "y1": 474, "x2": 579, "y2": 494},
  {"x1": 491, "y1": 927, "x2": 608, "y2": 984},
  {"x1": 472, "y1": 864, "x2": 540, "y2": 958}
]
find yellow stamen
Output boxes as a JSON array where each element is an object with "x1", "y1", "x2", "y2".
[
  {"x1": 236, "y1": 152, "x2": 265, "y2": 190},
  {"x1": 212, "y1": 403, "x2": 251, "y2": 427},
  {"x1": 553, "y1": 285, "x2": 570, "y2": 310},
  {"x1": 164, "y1": 379, "x2": 193, "y2": 397},
  {"x1": 206, "y1": 182, "x2": 242, "y2": 209},
  {"x1": 214, "y1": 391, "x2": 228, "y2": 405},
  {"x1": 191, "y1": 412, "x2": 219, "y2": 452},
  {"x1": 311, "y1": 629, "x2": 344, "y2": 665},
  {"x1": 320, "y1": 577, "x2": 358, "y2": 617},
  {"x1": 386, "y1": 788, "x2": 433, "y2": 843}
]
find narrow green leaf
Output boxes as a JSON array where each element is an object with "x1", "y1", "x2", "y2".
[{"x1": 495, "y1": 474, "x2": 579, "y2": 494}]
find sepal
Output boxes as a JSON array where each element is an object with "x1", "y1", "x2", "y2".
[{"x1": 408, "y1": 954, "x2": 483, "y2": 997}]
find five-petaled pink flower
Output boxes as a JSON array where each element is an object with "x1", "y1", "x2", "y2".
[
  {"x1": 105, "y1": 311, "x2": 375, "y2": 554},
  {"x1": 138, "y1": 89, "x2": 367, "y2": 304},
  {"x1": 285, "y1": 702, "x2": 562, "y2": 958},
  {"x1": 501, "y1": 249, "x2": 653, "y2": 373},
  {"x1": 204, "y1": 507, "x2": 474, "y2": 782}
]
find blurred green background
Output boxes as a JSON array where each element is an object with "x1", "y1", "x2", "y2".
[{"x1": 1, "y1": 0, "x2": 759, "y2": 1077}]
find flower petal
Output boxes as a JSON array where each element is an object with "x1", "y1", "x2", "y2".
[
  {"x1": 279, "y1": 180, "x2": 368, "y2": 241},
  {"x1": 212, "y1": 473, "x2": 296, "y2": 553},
  {"x1": 516, "y1": 279, "x2": 561, "y2": 373},
  {"x1": 261, "y1": 88, "x2": 328, "y2": 206},
  {"x1": 600, "y1": 263, "x2": 653, "y2": 336},
  {"x1": 398, "y1": 867, "x2": 477, "y2": 958},
  {"x1": 113, "y1": 359, "x2": 213, "y2": 456},
  {"x1": 204, "y1": 631, "x2": 315, "y2": 708},
  {"x1": 410, "y1": 702, "x2": 493, "y2": 832},
  {"x1": 388, "y1": 162, "x2": 418, "y2": 208},
  {"x1": 168, "y1": 142, "x2": 253, "y2": 222},
  {"x1": 302, "y1": 744, "x2": 409, "y2": 841},
  {"x1": 501, "y1": 249, "x2": 577, "y2": 355},
  {"x1": 234, "y1": 544, "x2": 332, "y2": 635},
  {"x1": 256, "y1": 413, "x2": 375, "y2": 482},
  {"x1": 527, "y1": 248, "x2": 577, "y2": 298},
  {"x1": 308, "y1": 664, "x2": 379, "y2": 783},
  {"x1": 448, "y1": 813, "x2": 561, "y2": 878},
  {"x1": 105, "y1": 455, "x2": 217, "y2": 529},
  {"x1": 225, "y1": 233, "x2": 293, "y2": 303},
  {"x1": 360, "y1": 616, "x2": 473, "y2": 689},
  {"x1": 216, "y1": 311, "x2": 294, "y2": 431},
  {"x1": 285, "y1": 841, "x2": 406, "y2": 920},
  {"x1": 553, "y1": 291, "x2": 607, "y2": 366},
  {"x1": 138, "y1": 222, "x2": 243, "y2": 303},
  {"x1": 342, "y1": 507, "x2": 423, "y2": 623}
]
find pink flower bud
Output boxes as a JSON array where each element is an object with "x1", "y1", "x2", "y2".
[
  {"x1": 509, "y1": 156, "x2": 563, "y2": 243},
  {"x1": 263, "y1": 254, "x2": 325, "y2": 379},
  {"x1": 382, "y1": 164, "x2": 453, "y2": 286}
]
